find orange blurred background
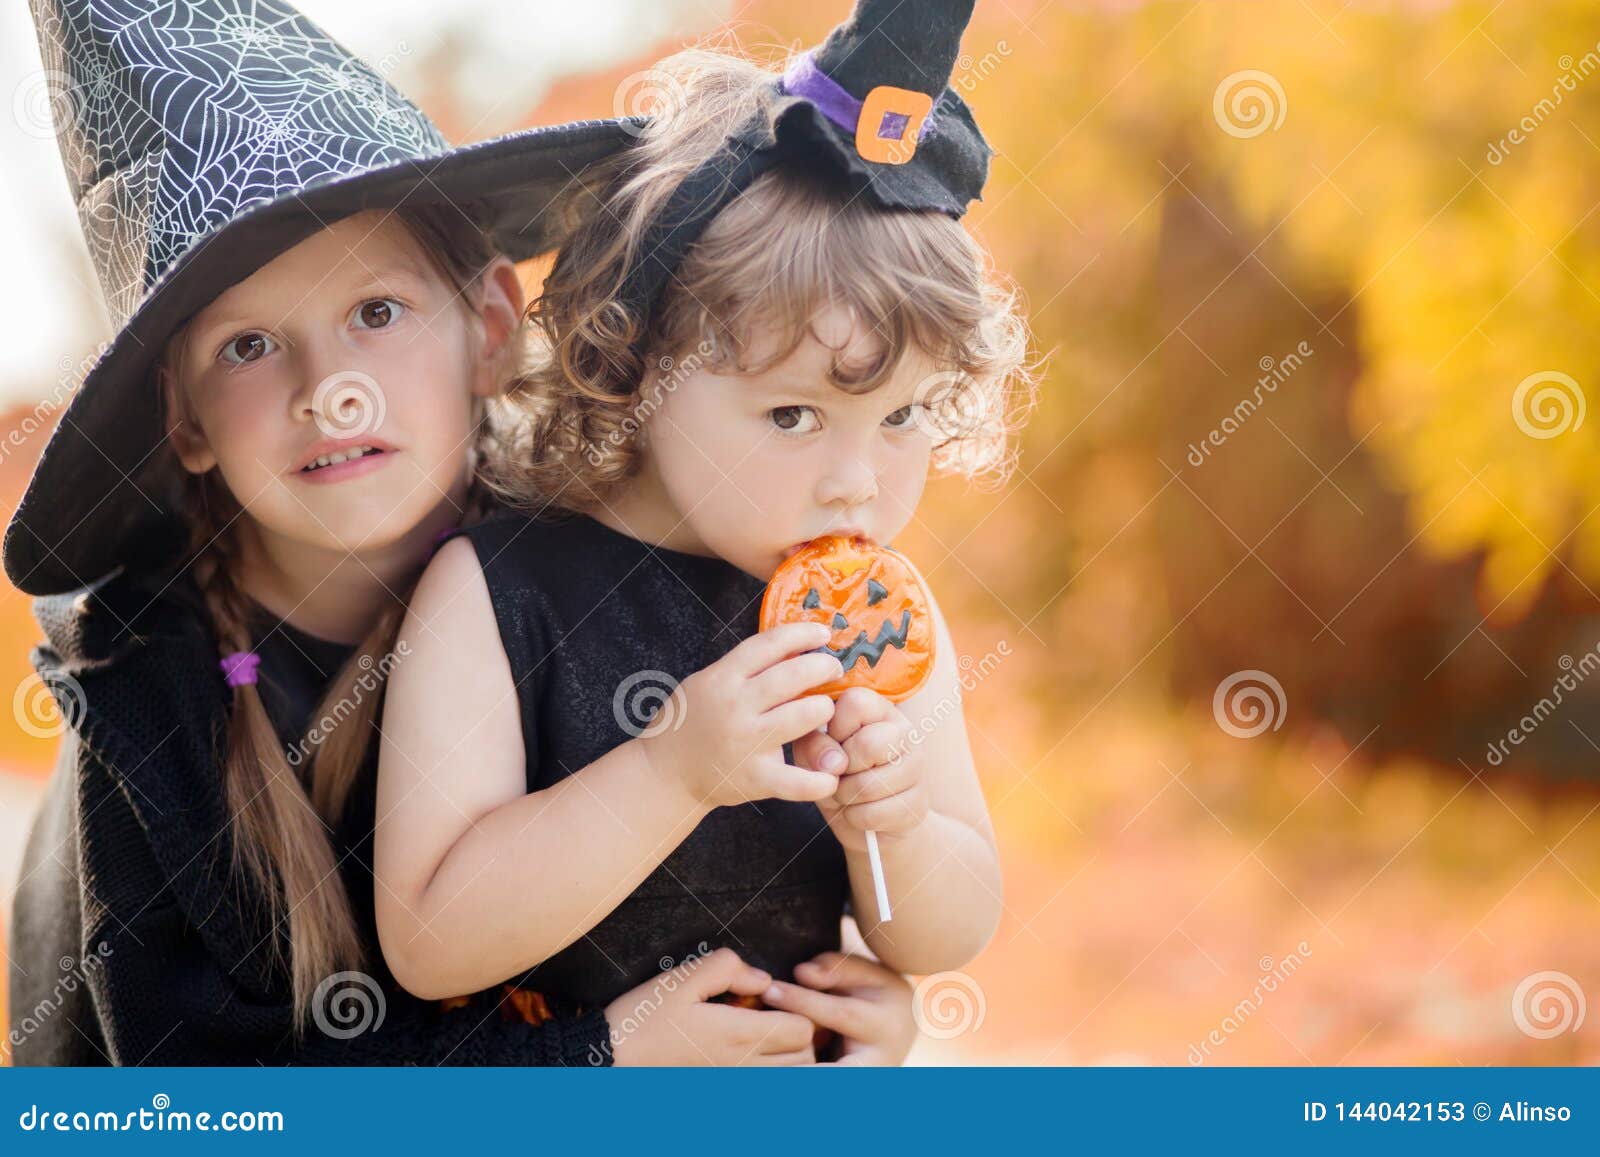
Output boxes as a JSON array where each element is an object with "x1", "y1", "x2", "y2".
[{"x1": 4, "y1": 0, "x2": 1600, "y2": 1065}]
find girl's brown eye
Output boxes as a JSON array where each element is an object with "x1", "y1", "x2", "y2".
[
  {"x1": 220, "y1": 332, "x2": 273, "y2": 365},
  {"x1": 769, "y1": 405, "x2": 820, "y2": 434},
  {"x1": 354, "y1": 298, "x2": 404, "y2": 329}
]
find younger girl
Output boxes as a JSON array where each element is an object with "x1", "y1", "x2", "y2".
[{"x1": 375, "y1": 0, "x2": 1032, "y2": 1039}]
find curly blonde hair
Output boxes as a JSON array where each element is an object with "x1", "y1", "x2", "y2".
[{"x1": 482, "y1": 44, "x2": 1037, "y2": 515}]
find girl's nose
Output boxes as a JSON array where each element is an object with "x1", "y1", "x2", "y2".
[
  {"x1": 291, "y1": 340, "x2": 384, "y2": 435},
  {"x1": 815, "y1": 454, "x2": 878, "y2": 508}
]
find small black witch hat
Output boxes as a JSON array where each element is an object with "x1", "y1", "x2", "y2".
[
  {"x1": 618, "y1": 0, "x2": 993, "y2": 329},
  {"x1": 5, "y1": 0, "x2": 641, "y2": 596}
]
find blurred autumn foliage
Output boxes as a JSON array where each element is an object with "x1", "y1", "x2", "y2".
[{"x1": 4, "y1": 0, "x2": 1600, "y2": 1064}]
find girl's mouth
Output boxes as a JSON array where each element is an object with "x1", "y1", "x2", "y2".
[{"x1": 293, "y1": 444, "x2": 394, "y2": 484}]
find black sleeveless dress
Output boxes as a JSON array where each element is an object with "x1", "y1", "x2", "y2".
[{"x1": 452, "y1": 510, "x2": 849, "y2": 1011}]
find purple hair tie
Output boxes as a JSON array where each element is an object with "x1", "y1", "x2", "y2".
[
  {"x1": 430, "y1": 525, "x2": 458, "y2": 558},
  {"x1": 220, "y1": 651, "x2": 261, "y2": 688}
]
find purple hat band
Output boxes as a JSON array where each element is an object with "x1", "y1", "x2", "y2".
[{"x1": 779, "y1": 53, "x2": 937, "y2": 144}]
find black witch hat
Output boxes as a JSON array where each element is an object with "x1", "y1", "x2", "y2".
[
  {"x1": 4, "y1": 0, "x2": 642, "y2": 596},
  {"x1": 618, "y1": 0, "x2": 993, "y2": 330}
]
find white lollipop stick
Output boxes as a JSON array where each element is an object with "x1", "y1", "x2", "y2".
[{"x1": 865, "y1": 829, "x2": 892, "y2": 922}]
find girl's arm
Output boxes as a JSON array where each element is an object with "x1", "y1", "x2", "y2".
[
  {"x1": 796, "y1": 588, "x2": 1004, "y2": 975},
  {"x1": 373, "y1": 536, "x2": 715, "y2": 1000}
]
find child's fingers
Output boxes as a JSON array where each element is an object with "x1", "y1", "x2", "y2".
[
  {"x1": 833, "y1": 754, "x2": 916, "y2": 807},
  {"x1": 760, "y1": 694, "x2": 838, "y2": 750},
  {"x1": 732, "y1": 621, "x2": 834, "y2": 677},
  {"x1": 756, "y1": 755, "x2": 840, "y2": 803},
  {"x1": 746, "y1": 1048, "x2": 817, "y2": 1066},
  {"x1": 840, "y1": 790, "x2": 924, "y2": 832},
  {"x1": 761, "y1": 979, "x2": 872, "y2": 1041},
  {"x1": 741, "y1": 1008, "x2": 818, "y2": 1055},
  {"x1": 841, "y1": 719, "x2": 909, "y2": 773},
  {"x1": 797, "y1": 952, "x2": 901, "y2": 991},
  {"x1": 791, "y1": 726, "x2": 849, "y2": 775},
  {"x1": 826, "y1": 685, "x2": 895, "y2": 743},
  {"x1": 748, "y1": 650, "x2": 844, "y2": 711},
  {"x1": 684, "y1": 946, "x2": 771, "y2": 1001}
]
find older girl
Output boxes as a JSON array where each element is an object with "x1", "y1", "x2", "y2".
[{"x1": 8, "y1": 0, "x2": 911, "y2": 1066}]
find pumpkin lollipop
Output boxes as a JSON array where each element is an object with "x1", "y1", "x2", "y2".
[{"x1": 761, "y1": 534, "x2": 937, "y2": 920}]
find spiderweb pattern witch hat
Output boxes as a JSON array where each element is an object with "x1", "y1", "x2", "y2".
[{"x1": 5, "y1": 0, "x2": 642, "y2": 596}]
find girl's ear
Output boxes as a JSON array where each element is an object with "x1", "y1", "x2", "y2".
[
  {"x1": 470, "y1": 255, "x2": 526, "y2": 399},
  {"x1": 159, "y1": 359, "x2": 217, "y2": 474}
]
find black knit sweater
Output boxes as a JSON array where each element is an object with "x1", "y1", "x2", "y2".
[{"x1": 5, "y1": 564, "x2": 612, "y2": 1065}]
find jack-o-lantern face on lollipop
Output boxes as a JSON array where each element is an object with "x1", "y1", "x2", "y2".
[{"x1": 760, "y1": 535, "x2": 935, "y2": 702}]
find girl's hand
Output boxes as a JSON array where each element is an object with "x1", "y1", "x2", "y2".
[
  {"x1": 761, "y1": 951, "x2": 918, "y2": 1066},
  {"x1": 605, "y1": 947, "x2": 819, "y2": 1066},
  {"x1": 639, "y1": 621, "x2": 844, "y2": 809},
  {"x1": 791, "y1": 686, "x2": 932, "y2": 850}
]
